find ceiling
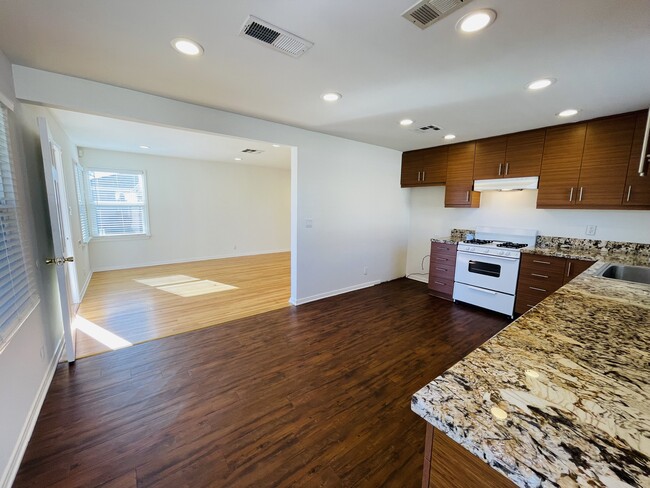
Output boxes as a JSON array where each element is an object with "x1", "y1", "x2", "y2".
[
  {"x1": 1, "y1": 0, "x2": 649, "y2": 151},
  {"x1": 48, "y1": 108, "x2": 292, "y2": 169}
]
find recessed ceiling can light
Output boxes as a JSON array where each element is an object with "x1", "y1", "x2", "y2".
[
  {"x1": 171, "y1": 37, "x2": 204, "y2": 56},
  {"x1": 457, "y1": 9, "x2": 497, "y2": 33},
  {"x1": 322, "y1": 92, "x2": 342, "y2": 102},
  {"x1": 234, "y1": 157, "x2": 242, "y2": 161},
  {"x1": 558, "y1": 109, "x2": 579, "y2": 117},
  {"x1": 139, "y1": 145, "x2": 150, "y2": 149},
  {"x1": 527, "y1": 78, "x2": 555, "y2": 90},
  {"x1": 272, "y1": 144, "x2": 281, "y2": 148},
  {"x1": 400, "y1": 119, "x2": 414, "y2": 126},
  {"x1": 444, "y1": 134, "x2": 456, "y2": 140}
]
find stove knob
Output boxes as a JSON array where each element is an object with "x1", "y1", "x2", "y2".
[
  {"x1": 498, "y1": 251, "x2": 505, "y2": 256},
  {"x1": 469, "y1": 247, "x2": 475, "y2": 252}
]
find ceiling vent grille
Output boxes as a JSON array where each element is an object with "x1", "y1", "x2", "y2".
[
  {"x1": 240, "y1": 16, "x2": 314, "y2": 58},
  {"x1": 413, "y1": 124, "x2": 442, "y2": 133},
  {"x1": 402, "y1": 0, "x2": 472, "y2": 29},
  {"x1": 242, "y1": 149, "x2": 263, "y2": 154}
]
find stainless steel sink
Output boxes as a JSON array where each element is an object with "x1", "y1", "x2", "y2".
[{"x1": 596, "y1": 264, "x2": 650, "y2": 285}]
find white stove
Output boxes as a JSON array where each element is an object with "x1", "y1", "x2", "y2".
[{"x1": 453, "y1": 227, "x2": 537, "y2": 317}]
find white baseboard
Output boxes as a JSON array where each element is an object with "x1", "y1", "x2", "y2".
[
  {"x1": 291, "y1": 280, "x2": 381, "y2": 306},
  {"x1": 1, "y1": 335, "x2": 65, "y2": 488},
  {"x1": 407, "y1": 274, "x2": 428, "y2": 284},
  {"x1": 91, "y1": 248, "x2": 291, "y2": 272},
  {"x1": 79, "y1": 270, "x2": 93, "y2": 301}
]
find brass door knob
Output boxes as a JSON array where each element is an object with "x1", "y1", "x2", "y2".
[{"x1": 45, "y1": 256, "x2": 75, "y2": 265}]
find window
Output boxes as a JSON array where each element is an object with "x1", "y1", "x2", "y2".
[
  {"x1": 86, "y1": 169, "x2": 149, "y2": 237},
  {"x1": 74, "y1": 163, "x2": 90, "y2": 243},
  {"x1": 0, "y1": 103, "x2": 38, "y2": 347}
]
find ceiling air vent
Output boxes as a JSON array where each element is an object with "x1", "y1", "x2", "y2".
[
  {"x1": 402, "y1": 0, "x2": 473, "y2": 29},
  {"x1": 242, "y1": 149, "x2": 263, "y2": 154},
  {"x1": 240, "y1": 15, "x2": 314, "y2": 58},
  {"x1": 413, "y1": 124, "x2": 442, "y2": 133}
]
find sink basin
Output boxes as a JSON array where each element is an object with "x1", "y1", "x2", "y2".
[{"x1": 596, "y1": 264, "x2": 650, "y2": 285}]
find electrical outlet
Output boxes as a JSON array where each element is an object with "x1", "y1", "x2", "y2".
[
  {"x1": 305, "y1": 218, "x2": 313, "y2": 228},
  {"x1": 40, "y1": 345, "x2": 45, "y2": 359},
  {"x1": 363, "y1": 266, "x2": 368, "y2": 276},
  {"x1": 585, "y1": 225, "x2": 597, "y2": 236}
]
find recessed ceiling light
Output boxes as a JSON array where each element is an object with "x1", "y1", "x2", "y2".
[
  {"x1": 457, "y1": 9, "x2": 497, "y2": 33},
  {"x1": 527, "y1": 78, "x2": 556, "y2": 90},
  {"x1": 558, "y1": 109, "x2": 579, "y2": 117},
  {"x1": 444, "y1": 134, "x2": 456, "y2": 140},
  {"x1": 322, "y1": 92, "x2": 342, "y2": 102},
  {"x1": 400, "y1": 119, "x2": 414, "y2": 126},
  {"x1": 234, "y1": 157, "x2": 242, "y2": 161},
  {"x1": 171, "y1": 38, "x2": 203, "y2": 56},
  {"x1": 139, "y1": 145, "x2": 150, "y2": 149},
  {"x1": 272, "y1": 144, "x2": 281, "y2": 148}
]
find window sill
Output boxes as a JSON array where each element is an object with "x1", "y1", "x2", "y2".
[{"x1": 89, "y1": 234, "x2": 151, "y2": 243}]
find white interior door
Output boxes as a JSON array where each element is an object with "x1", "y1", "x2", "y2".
[{"x1": 38, "y1": 117, "x2": 76, "y2": 362}]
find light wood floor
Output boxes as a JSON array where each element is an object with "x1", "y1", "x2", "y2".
[{"x1": 75, "y1": 252, "x2": 290, "y2": 358}]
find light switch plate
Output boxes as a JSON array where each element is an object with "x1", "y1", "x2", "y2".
[{"x1": 585, "y1": 225, "x2": 597, "y2": 236}]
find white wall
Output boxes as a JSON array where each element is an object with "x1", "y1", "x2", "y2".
[
  {"x1": 19, "y1": 104, "x2": 92, "y2": 299},
  {"x1": 406, "y1": 186, "x2": 650, "y2": 280},
  {"x1": 0, "y1": 51, "x2": 65, "y2": 488},
  {"x1": 12, "y1": 66, "x2": 410, "y2": 305},
  {"x1": 80, "y1": 148, "x2": 291, "y2": 271}
]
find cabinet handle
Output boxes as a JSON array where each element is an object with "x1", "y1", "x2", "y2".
[
  {"x1": 505, "y1": 162, "x2": 509, "y2": 175},
  {"x1": 532, "y1": 260, "x2": 551, "y2": 265},
  {"x1": 569, "y1": 187, "x2": 574, "y2": 202},
  {"x1": 579, "y1": 187, "x2": 584, "y2": 201},
  {"x1": 627, "y1": 186, "x2": 632, "y2": 202},
  {"x1": 417, "y1": 171, "x2": 421, "y2": 182},
  {"x1": 526, "y1": 304, "x2": 535, "y2": 308},
  {"x1": 466, "y1": 191, "x2": 470, "y2": 202},
  {"x1": 422, "y1": 170, "x2": 426, "y2": 181},
  {"x1": 529, "y1": 286, "x2": 547, "y2": 292},
  {"x1": 435, "y1": 267, "x2": 447, "y2": 271},
  {"x1": 435, "y1": 257, "x2": 449, "y2": 261},
  {"x1": 498, "y1": 163, "x2": 502, "y2": 176},
  {"x1": 434, "y1": 281, "x2": 446, "y2": 286},
  {"x1": 566, "y1": 262, "x2": 572, "y2": 277},
  {"x1": 531, "y1": 273, "x2": 549, "y2": 278}
]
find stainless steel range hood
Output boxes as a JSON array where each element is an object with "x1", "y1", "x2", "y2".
[{"x1": 474, "y1": 176, "x2": 539, "y2": 192}]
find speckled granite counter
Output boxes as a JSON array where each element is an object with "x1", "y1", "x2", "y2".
[
  {"x1": 522, "y1": 247, "x2": 650, "y2": 267},
  {"x1": 412, "y1": 259, "x2": 650, "y2": 487}
]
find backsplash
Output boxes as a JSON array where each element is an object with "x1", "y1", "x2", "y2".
[{"x1": 450, "y1": 228, "x2": 650, "y2": 256}]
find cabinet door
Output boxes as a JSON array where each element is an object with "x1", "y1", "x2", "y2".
[
  {"x1": 537, "y1": 123, "x2": 586, "y2": 208},
  {"x1": 504, "y1": 129, "x2": 546, "y2": 178},
  {"x1": 563, "y1": 259, "x2": 595, "y2": 284},
  {"x1": 445, "y1": 142, "x2": 480, "y2": 207},
  {"x1": 577, "y1": 114, "x2": 637, "y2": 207},
  {"x1": 401, "y1": 151, "x2": 423, "y2": 187},
  {"x1": 421, "y1": 146, "x2": 448, "y2": 185},
  {"x1": 622, "y1": 110, "x2": 650, "y2": 207},
  {"x1": 474, "y1": 136, "x2": 507, "y2": 180}
]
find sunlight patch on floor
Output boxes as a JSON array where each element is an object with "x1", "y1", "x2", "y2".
[
  {"x1": 157, "y1": 280, "x2": 238, "y2": 297},
  {"x1": 134, "y1": 275, "x2": 200, "y2": 287},
  {"x1": 74, "y1": 315, "x2": 133, "y2": 350}
]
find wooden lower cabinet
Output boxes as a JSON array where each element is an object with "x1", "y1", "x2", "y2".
[
  {"x1": 515, "y1": 254, "x2": 596, "y2": 314},
  {"x1": 428, "y1": 242, "x2": 457, "y2": 300},
  {"x1": 421, "y1": 424, "x2": 516, "y2": 488}
]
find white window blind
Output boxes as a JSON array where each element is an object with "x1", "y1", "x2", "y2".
[
  {"x1": 74, "y1": 163, "x2": 90, "y2": 243},
  {"x1": 0, "y1": 104, "x2": 38, "y2": 347},
  {"x1": 86, "y1": 169, "x2": 149, "y2": 237}
]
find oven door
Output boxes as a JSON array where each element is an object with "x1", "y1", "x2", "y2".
[{"x1": 454, "y1": 251, "x2": 519, "y2": 295}]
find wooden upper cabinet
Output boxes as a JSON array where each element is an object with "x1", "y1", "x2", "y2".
[
  {"x1": 473, "y1": 129, "x2": 545, "y2": 180},
  {"x1": 577, "y1": 114, "x2": 637, "y2": 207},
  {"x1": 474, "y1": 136, "x2": 507, "y2": 180},
  {"x1": 401, "y1": 146, "x2": 447, "y2": 187},
  {"x1": 622, "y1": 110, "x2": 650, "y2": 208},
  {"x1": 537, "y1": 123, "x2": 586, "y2": 207},
  {"x1": 504, "y1": 129, "x2": 546, "y2": 178},
  {"x1": 445, "y1": 142, "x2": 480, "y2": 207}
]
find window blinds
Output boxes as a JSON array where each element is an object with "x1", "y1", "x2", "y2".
[
  {"x1": 74, "y1": 163, "x2": 90, "y2": 243},
  {"x1": 0, "y1": 104, "x2": 38, "y2": 347},
  {"x1": 86, "y1": 169, "x2": 148, "y2": 237}
]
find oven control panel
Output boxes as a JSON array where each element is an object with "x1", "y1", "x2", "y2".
[{"x1": 457, "y1": 244, "x2": 521, "y2": 259}]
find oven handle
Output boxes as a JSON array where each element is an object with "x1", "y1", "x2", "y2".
[
  {"x1": 456, "y1": 250, "x2": 519, "y2": 261},
  {"x1": 466, "y1": 285, "x2": 498, "y2": 295}
]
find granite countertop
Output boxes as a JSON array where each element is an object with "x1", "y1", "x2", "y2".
[
  {"x1": 522, "y1": 246, "x2": 650, "y2": 267},
  {"x1": 430, "y1": 236, "x2": 461, "y2": 245},
  {"x1": 412, "y1": 259, "x2": 650, "y2": 487}
]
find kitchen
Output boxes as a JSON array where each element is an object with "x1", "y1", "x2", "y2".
[{"x1": 0, "y1": 0, "x2": 649, "y2": 487}]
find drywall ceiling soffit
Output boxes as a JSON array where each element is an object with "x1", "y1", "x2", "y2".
[{"x1": 1, "y1": 0, "x2": 649, "y2": 150}]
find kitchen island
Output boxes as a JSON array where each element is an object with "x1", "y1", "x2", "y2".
[{"x1": 412, "y1": 255, "x2": 650, "y2": 487}]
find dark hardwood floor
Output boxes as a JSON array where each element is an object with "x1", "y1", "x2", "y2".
[{"x1": 14, "y1": 279, "x2": 510, "y2": 488}]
